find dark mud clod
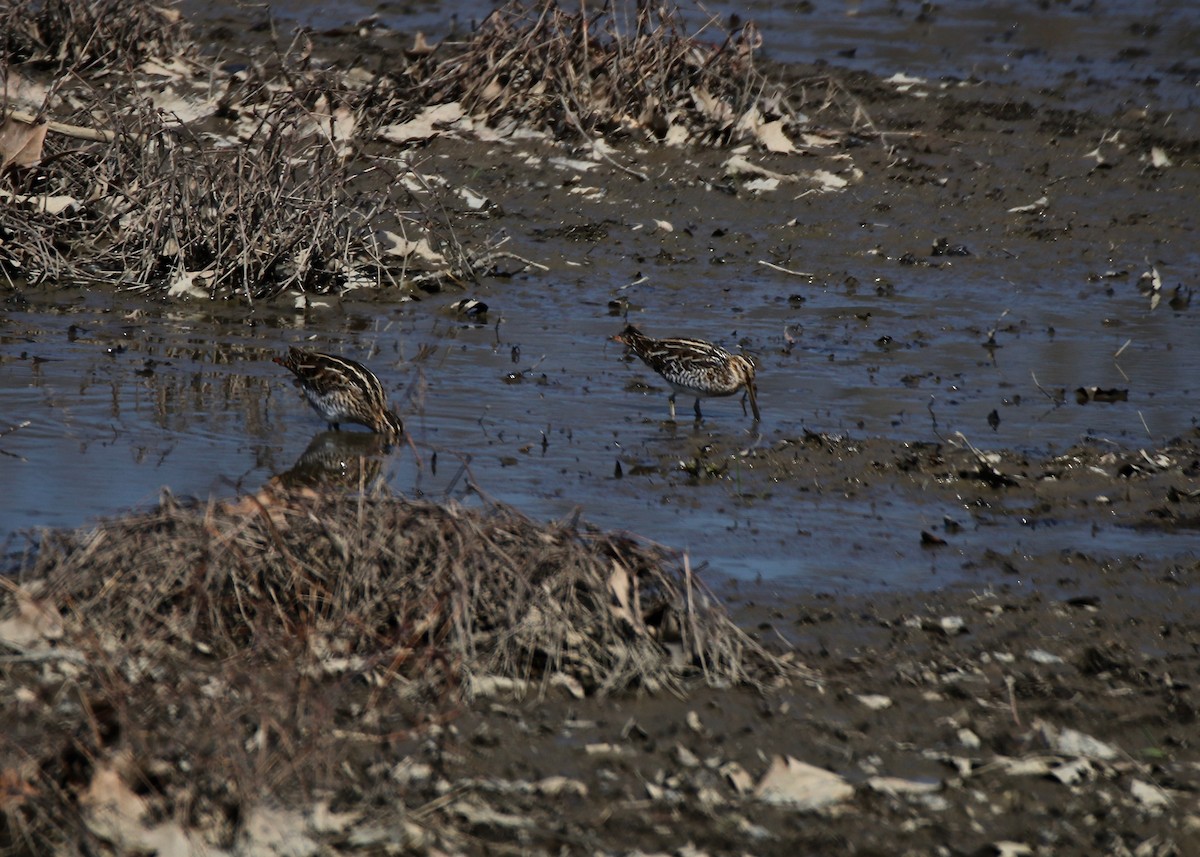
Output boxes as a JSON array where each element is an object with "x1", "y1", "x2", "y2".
[{"x1": 1075, "y1": 386, "x2": 1129, "y2": 405}]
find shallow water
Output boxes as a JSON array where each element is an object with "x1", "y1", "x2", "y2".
[
  {"x1": 258, "y1": 0, "x2": 1200, "y2": 120},
  {"x1": 4, "y1": 228, "x2": 1197, "y2": 589},
  {"x1": 4, "y1": 0, "x2": 1199, "y2": 589}
]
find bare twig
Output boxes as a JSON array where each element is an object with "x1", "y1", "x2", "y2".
[{"x1": 758, "y1": 259, "x2": 814, "y2": 278}]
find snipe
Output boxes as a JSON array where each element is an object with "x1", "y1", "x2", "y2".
[
  {"x1": 273, "y1": 347, "x2": 404, "y2": 440},
  {"x1": 612, "y1": 324, "x2": 760, "y2": 422}
]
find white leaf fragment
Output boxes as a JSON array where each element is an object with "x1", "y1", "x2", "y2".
[
  {"x1": 1008, "y1": 195, "x2": 1049, "y2": 214},
  {"x1": 744, "y1": 177, "x2": 780, "y2": 193},
  {"x1": 373, "y1": 231, "x2": 447, "y2": 265},
  {"x1": 1038, "y1": 720, "x2": 1119, "y2": 760},
  {"x1": 855, "y1": 693, "x2": 893, "y2": 711},
  {"x1": 754, "y1": 756, "x2": 854, "y2": 810},
  {"x1": 0, "y1": 591, "x2": 64, "y2": 648},
  {"x1": 993, "y1": 843, "x2": 1034, "y2": 857},
  {"x1": 724, "y1": 155, "x2": 791, "y2": 182},
  {"x1": 1050, "y1": 757, "x2": 1094, "y2": 785},
  {"x1": 378, "y1": 102, "x2": 466, "y2": 143},
  {"x1": 884, "y1": 72, "x2": 928, "y2": 91},
  {"x1": 808, "y1": 169, "x2": 848, "y2": 191},
  {"x1": 754, "y1": 119, "x2": 796, "y2": 154},
  {"x1": 165, "y1": 269, "x2": 215, "y2": 299},
  {"x1": 457, "y1": 187, "x2": 490, "y2": 210},
  {"x1": 720, "y1": 761, "x2": 755, "y2": 795},
  {"x1": 1130, "y1": 779, "x2": 1170, "y2": 811},
  {"x1": 0, "y1": 187, "x2": 80, "y2": 214},
  {"x1": 241, "y1": 806, "x2": 319, "y2": 856},
  {"x1": 866, "y1": 776, "x2": 941, "y2": 795},
  {"x1": 1026, "y1": 648, "x2": 1063, "y2": 665},
  {"x1": 1150, "y1": 147, "x2": 1172, "y2": 168}
]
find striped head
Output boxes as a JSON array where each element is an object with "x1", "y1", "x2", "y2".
[{"x1": 611, "y1": 324, "x2": 654, "y2": 353}]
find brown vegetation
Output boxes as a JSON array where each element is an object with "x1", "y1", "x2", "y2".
[
  {"x1": 0, "y1": 487, "x2": 795, "y2": 852},
  {"x1": 0, "y1": 0, "x2": 852, "y2": 301}
]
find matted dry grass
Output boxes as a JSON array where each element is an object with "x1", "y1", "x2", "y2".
[
  {"x1": 404, "y1": 0, "x2": 806, "y2": 145},
  {"x1": 0, "y1": 0, "x2": 479, "y2": 299},
  {"x1": 0, "y1": 488, "x2": 798, "y2": 852},
  {"x1": 0, "y1": 0, "x2": 860, "y2": 300}
]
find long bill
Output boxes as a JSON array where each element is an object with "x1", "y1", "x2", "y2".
[{"x1": 746, "y1": 378, "x2": 761, "y2": 422}]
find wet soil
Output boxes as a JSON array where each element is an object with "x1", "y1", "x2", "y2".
[
  {"x1": 5, "y1": 5, "x2": 1200, "y2": 855},
  {"x1": 431, "y1": 553, "x2": 1200, "y2": 855}
]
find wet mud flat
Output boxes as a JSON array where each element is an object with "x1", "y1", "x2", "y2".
[{"x1": 2, "y1": 2, "x2": 1200, "y2": 855}]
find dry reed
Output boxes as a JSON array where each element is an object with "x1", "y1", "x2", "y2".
[{"x1": 0, "y1": 488, "x2": 798, "y2": 851}]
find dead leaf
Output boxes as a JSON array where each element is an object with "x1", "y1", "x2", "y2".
[
  {"x1": 451, "y1": 798, "x2": 534, "y2": 830},
  {"x1": 165, "y1": 269, "x2": 216, "y2": 299},
  {"x1": 407, "y1": 31, "x2": 437, "y2": 56},
  {"x1": 1049, "y1": 757, "x2": 1094, "y2": 785},
  {"x1": 720, "y1": 761, "x2": 755, "y2": 795},
  {"x1": 690, "y1": 87, "x2": 734, "y2": 126},
  {"x1": 373, "y1": 231, "x2": 446, "y2": 265},
  {"x1": 754, "y1": 119, "x2": 796, "y2": 154},
  {"x1": 854, "y1": 693, "x2": 893, "y2": 710},
  {"x1": 1007, "y1": 195, "x2": 1049, "y2": 214},
  {"x1": 884, "y1": 72, "x2": 928, "y2": 91},
  {"x1": 0, "y1": 589, "x2": 64, "y2": 648},
  {"x1": 866, "y1": 775, "x2": 941, "y2": 795},
  {"x1": 1138, "y1": 265, "x2": 1162, "y2": 310},
  {"x1": 807, "y1": 169, "x2": 849, "y2": 191},
  {"x1": 1037, "y1": 720, "x2": 1119, "y2": 760},
  {"x1": 533, "y1": 776, "x2": 587, "y2": 798},
  {"x1": 2, "y1": 69, "x2": 51, "y2": 111},
  {"x1": 608, "y1": 560, "x2": 638, "y2": 629},
  {"x1": 0, "y1": 188, "x2": 80, "y2": 214},
  {"x1": 241, "y1": 805, "x2": 319, "y2": 856},
  {"x1": 79, "y1": 760, "x2": 195, "y2": 855},
  {"x1": 0, "y1": 114, "x2": 48, "y2": 170},
  {"x1": 378, "y1": 102, "x2": 466, "y2": 144},
  {"x1": 993, "y1": 843, "x2": 1034, "y2": 857},
  {"x1": 1130, "y1": 779, "x2": 1170, "y2": 811},
  {"x1": 549, "y1": 672, "x2": 585, "y2": 699},
  {"x1": 744, "y1": 177, "x2": 780, "y2": 193},
  {"x1": 723, "y1": 155, "x2": 792, "y2": 183},
  {"x1": 308, "y1": 800, "x2": 362, "y2": 834},
  {"x1": 800, "y1": 132, "x2": 840, "y2": 148},
  {"x1": 754, "y1": 756, "x2": 854, "y2": 809}
]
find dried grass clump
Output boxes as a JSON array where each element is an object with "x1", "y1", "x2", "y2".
[
  {"x1": 0, "y1": 490, "x2": 795, "y2": 851},
  {"x1": 0, "y1": 0, "x2": 192, "y2": 71},
  {"x1": 0, "y1": 31, "x2": 479, "y2": 298},
  {"x1": 410, "y1": 0, "x2": 808, "y2": 145},
  {"x1": 2, "y1": 103, "x2": 393, "y2": 298},
  {"x1": 14, "y1": 489, "x2": 788, "y2": 694}
]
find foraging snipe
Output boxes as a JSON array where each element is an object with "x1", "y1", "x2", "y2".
[
  {"x1": 273, "y1": 347, "x2": 404, "y2": 440},
  {"x1": 612, "y1": 324, "x2": 760, "y2": 422}
]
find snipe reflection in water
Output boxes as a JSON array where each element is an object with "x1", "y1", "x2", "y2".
[{"x1": 272, "y1": 430, "x2": 394, "y2": 492}]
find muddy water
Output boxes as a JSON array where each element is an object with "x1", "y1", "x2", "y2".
[{"x1": 4, "y1": 1, "x2": 1199, "y2": 588}]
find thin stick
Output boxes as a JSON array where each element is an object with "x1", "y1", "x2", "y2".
[
  {"x1": 758, "y1": 259, "x2": 814, "y2": 278},
  {"x1": 1030, "y1": 371, "x2": 1064, "y2": 407}
]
